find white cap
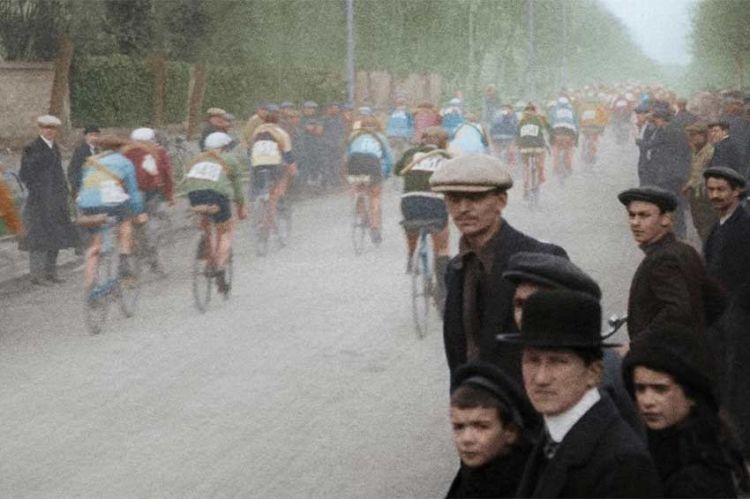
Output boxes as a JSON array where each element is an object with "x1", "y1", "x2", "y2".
[
  {"x1": 204, "y1": 132, "x2": 233, "y2": 150},
  {"x1": 130, "y1": 127, "x2": 156, "y2": 142},
  {"x1": 557, "y1": 96, "x2": 570, "y2": 105},
  {"x1": 37, "y1": 115, "x2": 61, "y2": 127},
  {"x1": 449, "y1": 97, "x2": 462, "y2": 105}
]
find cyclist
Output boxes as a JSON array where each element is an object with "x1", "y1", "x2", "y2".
[
  {"x1": 448, "y1": 113, "x2": 490, "y2": 156},
  {"x1": 186, "y1": 132, "x2": 246, "y2": 294},
  {"x1": 577, "y1": 97, "x2": 609, "y2": 164},
  {"x1": 489, "y1": 104, "x2": 518, "y2": 167},
  {"x1": 346, "y1": 115, "x2": 394, "y2": 244},
  {"x1": 122, "y1": 127, "x2": 174, "y2": 275},
  {"x1": 549, "y1": 96, "x2": 578, "y2": 177},
  {"x1": 395, "y1": 126, "x2": 452, "y2": 308},
  {"x1": 412, "y1": 102, "x2": 442, "y2": 144},
  {"x1": 441, "y1": 98, "x2": 465, "y2": 139},
  {"x1": 76, "y1": 135, "x2": 145, "y2": 291},
  {"x1": 386, "y1": 95, "x2": 414, "y2": 157},
  {"x1": 248, "y1": 104, "x2": 296, "y2": 242},
  {"x1": 516, "y1": 103, "x2": 551, "y2": 199}
]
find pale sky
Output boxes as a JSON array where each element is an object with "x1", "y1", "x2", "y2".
[{"x1": 598, "y1": 0, "x2": 696, "y2": 66}]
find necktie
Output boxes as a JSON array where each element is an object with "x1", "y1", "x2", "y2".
[{"x1": 543, "y1": 433, "x2": 559, "y2": 460}]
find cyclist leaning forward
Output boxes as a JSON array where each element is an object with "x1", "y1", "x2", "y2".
[
  {"x1": 549, "y1": 96, "x2": 579, "y2": 178},
  {"x1": 394, "y1": 126, "x2": 452, "y2": 308},
  {"x1": 248, "y1": 104, "x2": 297, "y2": 241},
  {"x1": 516, "y1": 103, "x2": 551, "y2": 199},
  {"x1": 122, "y1": 127, "x2": 174, "y2": 275},
  {"x1": 345, "y1": 116, "x2": 394, "y2": 244},
  {"x1": 185, "y1": 132, "x2": 247, "y2": 294},
  {"x1": 577, "y1": 97, "x2": 609, "y2": 163},
  {"x1": 75, "y1": 135, "x2": 145, "y2": 292}
]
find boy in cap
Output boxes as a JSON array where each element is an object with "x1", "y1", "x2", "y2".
[
  {"x1": 447, "y1": 361, "x2": 539, "y2": 498},
  {"x1": 618, "y1": 186, "x2": 725, "y2": 340},
  {"x1": 19, "y1": 115, "x2": 79, "y2": 285},
  {"x1": 623, "y1": 324, "x2": 746, "y2": 497},
  {"x1": 499, "y1": 290, "x2": 661, "y2": 498},
  {"x1": 429, "y1": 154, "x2": 566, "y2": 385},
  {"x1": 703, "y1": 166, "x2": 750, "y2": 298}
]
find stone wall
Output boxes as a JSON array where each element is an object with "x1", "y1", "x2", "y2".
[{"x1": 0, "y1": 62, "x2": 55, "y2": 146}]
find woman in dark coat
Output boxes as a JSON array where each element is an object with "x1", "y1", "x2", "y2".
[{"x1": 19, "y1": 115, "x2": 79, "y2": 284}]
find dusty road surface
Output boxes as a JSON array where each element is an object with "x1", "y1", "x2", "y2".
[{"x1": 1, "y1": 135, "x2": 647, "y2": 497}]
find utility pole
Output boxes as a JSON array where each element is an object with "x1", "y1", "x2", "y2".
[
  {"x1": 561, "y1": 1, "x2": 568, "y2": 90},
  {"x1": 526, "y1": 0, "x2": 536, "y2": 101},
  {"x1": 346, "y1": 0, "x2": 355, "y2": 107}
]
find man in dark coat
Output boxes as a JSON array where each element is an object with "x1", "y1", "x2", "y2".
[
  {"x1": 498, "y1": 290, "x2": 662, "y2": 498},
  {"x1": 671, "y1": 98, "x2": 698, "y2": 131},
  {"x1": 709, "y1": 120, "x2": 746, "y2": 178},
  {"x1": 618, "y1": 186, "x2": 726, "y2": 340},
  {"x1": 719, "y1": 99, "x2": 750, "y2": 173},
  {"x1": 643, "y1": 106, "x2": 691, "y2": 238},
  {"x1": 703, "y1": 167, "x2": 750, "y2": 297},
  {"x1": 623, "y1": 324, "x2": 744, "y2": 498},
  {"x1": 429, "y1": 154, "x2": 566, "y2": 386},
  {"x1": 19, "y1": 115, "x2": 79, "y2": 285},
  {"x1": 635, "y1": 102, "x2": 655, "y2": 186}
]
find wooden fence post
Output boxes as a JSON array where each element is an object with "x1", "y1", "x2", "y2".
[
  {"x1": 49, "y1": 32, "x2": 73, "y2": 131},
  {"x1": 186, "y1": 63, "x2": 206, "y2": 140}
]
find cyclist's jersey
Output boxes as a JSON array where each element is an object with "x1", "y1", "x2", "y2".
[
  {"x1": 395, "y1": 145, "x2": 450, "y2": 194},
  {"x1": 121, "y1": 142, "x2": 174, "y2": 200},
  {"x1": 185, "y1": 150, "x2": 245, "y2": 203},
  {"x1": 490, "y1": 111, "x2": 518, "y2": 140},
  {"x1": 579, "y1": 104, "x2": 609, "y2": 132},
  {"x1": 441, "y1": 108, "x2": 464, "y2": 138},
  {"x1": 249, "y1": 124, "x2": 294, "y2": 168},
  {"x1": 550, "y1": 104, "x2": 578, "y2": 134},
  {"x1": 516, "y1": 115, "x2": 550, "y2": 149},
  {"x1": 385, "y1": 107, "x2": 414, "y2": 139},
  {"x1": 449, "y1": 122, "x2": 489, "y2": 156},
  {"x1": 347, "y1": 130, "x2": 394, "y2": 177},
  {"x1": 77, "y1": 151, "x2": 143, "y2": 214}
]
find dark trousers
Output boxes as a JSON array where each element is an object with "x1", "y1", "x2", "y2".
[{"x1": 29, "y1": 250, "x2": 59, "y2": 279}]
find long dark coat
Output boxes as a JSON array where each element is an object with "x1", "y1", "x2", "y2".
[
  {"x1": 704, "y1": 205, "x2": 750, "y2": 298},
  {"x1": 443, "y1": 220, "x2": 566, "y2": 386},
  {"x1": 643, "y1": 123, "x2": 691, "y2": 192},
  {"x1": 710, "y1": 137, "x2": 745, "y2": 177},
  {"x1": 515, "y1": 394, "x2": 662, "y2": 498},
  {"x1": 627, "y1": 232, "x2": 726, "y2": 339},
  {"x1": 636, "y1": 123, "x2": 655, "y2": 186},
  {"x1": 446, "y1": 444, "x2": 531, "y2": 498},
  {"x1": 66, "y1": 141, "x2": 94, "y2": 196},
  {"x1": 18, "y1": 137, "x2": 78, "y2": 252}
]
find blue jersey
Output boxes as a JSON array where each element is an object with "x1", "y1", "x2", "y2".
[
  {"x1": 450, "y1": 123, "x2": 489, "y2": 155},
  {"x1": 490, "y1": 111, "x2": 519, "y2": 139},
  {"x1": 386, "y1": 108, "x2": 414, "y2": 139},
  {"x1": 551, "y1": 104, "x2": 577, "y2": 133},
  {"x1": 77, "y1": 151, "x2": 143, "y2": 214},
  {"x1": 442, "y1": 108, "x2": 465, "y2": 138},
  {"x1": 348, "y1": 132, "x2": 394, "y2": 177}
]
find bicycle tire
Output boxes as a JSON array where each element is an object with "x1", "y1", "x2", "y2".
[
  {"x1": 352, "y1": 193, "x2": 368, "y2": 256},
  {"x1": 528, "y1": 155, "x2": 540, "y2": 209},
  {"x1": 192, "y1": 234, "x2": 212, "y2": 313},
  {"x1": 411, "y1": 230, "x2": 433, "y2": 339},
  {"x1": 276, "y1": 199, "x2": 292, "y2": 248},
  {"x1": 223, "y1": 250, "x2": 234, "y2": 301},
  {"x1": 84, "y1": 246, "x2": 113, "y2": 335},
  {"x1": 118, "y1": 251, "x2": 141, "y2": 318}
]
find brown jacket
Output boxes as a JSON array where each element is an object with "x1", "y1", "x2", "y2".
[{"x1": 627, "y1": 232, "x2": 726, "y2": 339}]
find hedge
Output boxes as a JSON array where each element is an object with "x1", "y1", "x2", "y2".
[{"x1": 70, "y1": 55, "x2": 345, "y2": 128}]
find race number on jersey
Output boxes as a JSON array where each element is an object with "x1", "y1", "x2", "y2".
[
  {"x1": 99, "y1": 180, "x2": 129, "y2": 204},
  {"x1": 520, "y1": 123, "x2": 541, "y2": 137},
  {"x1": 556, "y1": 108, "x2": 574, "y2": 120},
  {"x1": 142, "y1": 154, "x2": 159, "y2": 176},
  {"x1": 410, "y1": 152, "x2": 445, "y2": 173},
  {"x1": 251, "y1": 139, "x2": 282, "y2": 167},
  {"x1": 187, "y1": 161, "x2": 223, "y2": 182},
  {"x1": 582, "y1": 110, "x2": 596, "y2": 120}
]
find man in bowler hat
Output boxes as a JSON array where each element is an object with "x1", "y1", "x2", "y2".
[{"x1": 498, "y1": 290, "x2": 661, "y2": 498}]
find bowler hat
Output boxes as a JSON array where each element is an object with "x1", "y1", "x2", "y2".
[
  {"x1": 622, "y1": 324, "x2": 718, "y2": 409},
  {"x1": 452, "y1": 361, "x2": 540, "y2": 432},
  {"x1": 497, "y1": 289, "x2": 619, "y2": 348},
  {"x1": 617, "y1": 186, "x2": 678, "y2": 212},
  {"x1": 430, "y1": 154, "x2": 513, "y2": 193},
  {"x1": 502, "y1": 252, "x2": 602, "y2": 300},
  {"x1": 703, "y1": 166, "x2": 747, "y2": 189}
]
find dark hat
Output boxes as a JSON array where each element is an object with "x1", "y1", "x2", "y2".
[
  {"x1": 503, "y1": 252, "x2": 602, "y2": 300},
  {"x1": 703, "y1": 166, "x2": 747, "y2": 189},
  {"x1": 256, "y1": 101, "x2": 270, "y2": 110},
  {"x1": 685, "y1": 122, "x2": 708, "y2": 135},
  {"x1": 651, "y1": 103, "x2": 672, "y2": 120},
  {"x1": 83, "y1": 125, "x2": 100, "y2": 135},
  {"x1": 497, "y1": 289, "x2": 619, "y2": 348},
  {"x1": 617, "y1": 186, "x2": 678, "y2": 212},
  {"x1": 265, "y1": 103, "x2": 279, "y2": 113},
  {"x1": 707, "y1": 119, "x2": 730, "y2": 130},
  {"x1": 622, "y1": 324, "x2": 718, "y2": 409},
  {"x1": 452, "y1": 361, "x2": 540, "y2": 432},
  {"x1": 634, "y1": 102, "x2": 651, "y2": 114}
]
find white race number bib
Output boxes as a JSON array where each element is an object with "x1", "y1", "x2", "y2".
[{"x1": 187, "y1": 161, "x2": 223, "y2": 182}]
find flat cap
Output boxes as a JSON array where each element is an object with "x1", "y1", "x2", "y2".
[
  {"x1": 685, "y1": 122, "x2": 708, "y2": 134},
  {"x1": 430, "y1": 154, "x2": 513, "y2": 193},
  {"x1": 206, "y1": 107, "x2": 226, "y2": 116},
  {"x1": 37, "y1": 115, "x2": 61, "y2": 127},
  {"x1": 707, "y1": 119, "x2": 730, "y2": 130},
  {"x1": 703, "y1": 166, "x2": 746, "y2": 188},
  {"x1": 617, "y1": 186, "x2": 678, "y2": 212},
  {"x1": 503, "y1": 252, "x2": 602, "y2": 300}
]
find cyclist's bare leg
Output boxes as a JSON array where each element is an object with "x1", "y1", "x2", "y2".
[
  {"x1": 563, "y1": 137, "x2": 573, "y2": 172},
  {"x1": 118, "y1": 219, "x2": 133, "y2": 256},
  {"x1": 84, "y1": 233, "x2": 102, "y2": 290},
  {"x1": 369, "y1": 184, "x2": 382, "y2": 230},
  {"x1": 214, "y1": 220, "x2": 233, "y2": 269},
  {"x1": 197, "y1": 216, "x2": 213, "y2": 263},
  {"x1": 405, "y1": 231, "x2": 418, "y2": 259},
  {"x1": 431, "y1": 226, "x2": 450, "y2": 256},
  {"x1": 536, "y1": 152, "x2": 547, "y2": 183},
  {"x1": 521, "y1": 153, "x2": 531, "y2": 196}
]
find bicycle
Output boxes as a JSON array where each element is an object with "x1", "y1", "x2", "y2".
[
  {"x1": 191, "y1": 204, "x2": 234, "y2": 313},
  {"x1": 348, "y1": 174, "x2": 372, "y2": 256},
  {"x1": 252, "y1": 168, "x2": 291, "y2": 256},
  {"x1": 525, "y1": 152, "x2": 541, "y2": 209},
  {"x1": 402, "y1": 218, "x2": 445, "y2": 338},
  {"x1": 78, "y1": 214, "x2": 141, "y2": 335},
  {"x1": 135, "y1": 195, "x2": 174, "y2": 277}
]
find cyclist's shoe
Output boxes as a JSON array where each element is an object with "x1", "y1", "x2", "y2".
[
  {"x1": 370, "y1": 227, "x2": 382, "y2": 245},
  {"x1": 118, "y1": 254, "x2": 134, "y2": 279},
  {"x1": 215, "y1": 268, "x2": 230, "y2": 295}
]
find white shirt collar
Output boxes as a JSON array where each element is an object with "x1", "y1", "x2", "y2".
[
  {"x1": 40, "y1": 136, "x2": 54, "y2": 149},
  {"x1": 544, "y1": 388, "x2": 601, "y2": 443}
]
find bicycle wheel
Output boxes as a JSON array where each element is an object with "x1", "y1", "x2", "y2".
[
  {"x1": 223, "y1": 250, "x2": 234, "y2": 300},
  {"x1": 276, "y1": 197, "x2": 292, "y2": 248},
  {"x1": 118, "y1": 251, "x2": 141, "y2": 318},
  {"x1": 84, "y1": 248, "x2": 113, "y2": 335},
  {"x1": 254, "y1": 198, "x2": 270, "y2": 257},
  {"x1": 352, "y1": 193, "x2": 368, "y2": 256},
  {"x1": 192, "y1": 234, "x2": 212, "y2": 313},
  {"x1": 411, "y1": 230, "x2": 433, "y2": 339}
]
